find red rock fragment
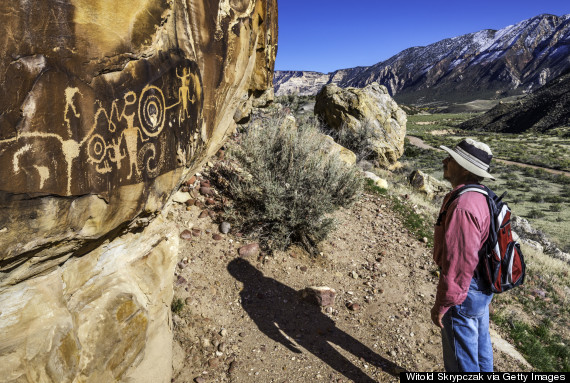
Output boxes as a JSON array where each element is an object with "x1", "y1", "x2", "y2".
[
  {"x1": 180, "y1": 230, "x2": 193, "y2": 240},
  {"x1": 185, "y1": 175, "x2": 197, "y2": 186},
  {"x1": 346, "y1": 302, "x2": 360, "y2": 311},
  {"x1": 199, "y1": 210, "x2": 209, "y2": 218},
  {"x1": 300, "y1": 286, "x2": 336, "y2": 307},
  {"x1": 208, "y1": 358, "x2": 220, "y2": 368},
  {"x1": 199, "y1": 187, "x2": 213, "y2": 196},
  {"x1": 238, "y1": 243, "x2": 260, "y2": 259},
  {"x1": 212, "y1": 234, "x2": 222, "y2": 241}
]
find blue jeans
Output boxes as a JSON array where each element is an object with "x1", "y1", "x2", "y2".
[{"x1": 441, "y1": 278, "x2": 494, "y2": 372}]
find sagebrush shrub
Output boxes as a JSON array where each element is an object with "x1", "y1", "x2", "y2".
[
  {"x1": 527, "y1": 208, "x2": 546, "y2": 219},
  {"x1": 328, "y1": 120, "x2": 383, "y2": 162},
  {"x1": 224, "y1": 114, "x2": 363, "y2": 252}
]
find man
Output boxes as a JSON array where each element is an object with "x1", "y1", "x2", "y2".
[{"x1": 431, "y1": 138, "x2": 495, "y2": 372}]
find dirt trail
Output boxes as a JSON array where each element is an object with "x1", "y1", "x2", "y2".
[
  {"x1": 169, "y1": 171, "x2": 531, "y2": 382},
  {"x1": 407, "y1": 135, "x2": 570, "y2": 177}
]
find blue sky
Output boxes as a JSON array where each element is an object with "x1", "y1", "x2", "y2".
[{"x1": 275, "y1": 0, "x2": 569, "y2": 73}]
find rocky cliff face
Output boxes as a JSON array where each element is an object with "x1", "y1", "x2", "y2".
[
  {"x1": 0, "y1": 0, "x2": 277, "y2": 381},
  {"x1": 274, "y1": 67, "x2": 367, "y2": 96},
  {"x1": 274, "y1": 14, "x2": 570, "y2": 104}
]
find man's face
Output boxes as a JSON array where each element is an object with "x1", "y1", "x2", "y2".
[{"x1": 442, "y1": 155, "x2": 464, "y2": 182}]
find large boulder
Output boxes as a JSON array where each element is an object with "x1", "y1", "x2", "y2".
[
  {"x1": 314, "y1": 82, "x2": 407, "y2": 168},
  {"x1": 0, "y1": 0, "x2": 277, "y2": 381},
  {"x1": 408, "y1": 170, "x2": 448, "y2": 199}
]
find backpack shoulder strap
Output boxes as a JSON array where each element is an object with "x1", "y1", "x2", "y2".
[{"x1": 436, "y1": 184, "x2": 488, "y2": 226}]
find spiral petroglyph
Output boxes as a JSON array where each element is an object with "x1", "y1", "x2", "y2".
[
  {"x1": 137, "y1": 140, "x2": 165, "y2": 180},
  {"x1": 138, "y1": 85, "x2": 166, "y2": 138},
  {"x1": 87, "y1": 134, "x2": 107, "y2": 164}
]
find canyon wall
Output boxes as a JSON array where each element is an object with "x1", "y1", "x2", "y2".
[{"x1": 0, "y1": 0, "x2": 277, "y2": 381}]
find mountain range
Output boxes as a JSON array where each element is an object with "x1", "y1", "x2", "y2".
[
  {"x1": 274, "y1": 14, "x2": 570, "y2": 104},
  {"x1": 459, "y1": 68, "x2": 570, "y2": 133}
]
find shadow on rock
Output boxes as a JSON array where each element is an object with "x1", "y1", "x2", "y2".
[{"x1": 227, "y1": 258, "x2": 406, "y2": 382}]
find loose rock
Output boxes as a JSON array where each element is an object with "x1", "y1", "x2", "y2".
[
  {"x1": 185, "y1": 175, "x2": 197, "y2": 186},
  {"x1": 180, "y1": 230, "x2": 193, "y2": 240},
  {"x1": 347, "y1": 302, "x2": 360, "y2": 311},
  {"x1": 220, "y1": 222, "x2": 231, "y2": 234},
  {"x1": 172, "y1": 191, "x2": 192, "y2": 204},
  {"x1": 238, "y1": 243, "x2": 260, "y2": 259},
  {"x1": 300, "y1": 286, "x2": 336, "y2": 307}
]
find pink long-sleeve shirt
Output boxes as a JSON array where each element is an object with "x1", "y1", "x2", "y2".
[{"x1": 433, "y1": 184, "x2": 490, "y2": 316}]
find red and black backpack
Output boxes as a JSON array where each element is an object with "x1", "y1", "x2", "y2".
[{"x1": 438, "y1": 184, "x2": 526, "y2": 293}]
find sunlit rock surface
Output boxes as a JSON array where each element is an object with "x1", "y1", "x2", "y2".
[
  {"x1": 0, "y1": 0, "x2": 277, "y2": 381},
  {"x1": 314, "y1": 82, "x2": 406, "y2": 168}
]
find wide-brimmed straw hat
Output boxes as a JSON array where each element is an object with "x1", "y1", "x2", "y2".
[{"x1": 440, "y1": 138, "x2": 495, "y2": 181}]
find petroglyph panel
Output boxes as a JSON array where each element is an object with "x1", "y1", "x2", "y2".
[{"x1": 0, "y1": 57, "x2": 203, "y2": 196}]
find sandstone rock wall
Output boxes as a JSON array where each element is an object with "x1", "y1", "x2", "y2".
[{"x1": 0, "y1": 0, "x2": 277, "y2": 381}]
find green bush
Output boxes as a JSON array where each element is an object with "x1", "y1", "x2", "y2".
[
  {"x1": 403, "y1": 142, "x2": 423, "y2": 159},
  {"x1": 225, "y1": 115, "x2": 363, "y2": 252},
  {"x1": 544, "y1": 195, "x2": 564, "y2": 203},
  {"x1": 390, "y1": 196, "x2": 434, "y2": 247},
  {"x1": 503, "y1": 178, "x2": 521, "y2": 189},
  {"x1": 550, "y1": 203, "x2": 563, "y2": 212},
  {"x1": 171, "y1": 297, "x2": 184, "y2": 314},
  {"x1": 527, "y1": 208, "x2": 546, "y2": 219}
]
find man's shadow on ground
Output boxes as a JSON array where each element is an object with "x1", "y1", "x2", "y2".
[{"x1": 227, "y1": 258, "x2": 406, "y2": 382}]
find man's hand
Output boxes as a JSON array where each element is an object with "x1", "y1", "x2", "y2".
[{"x1": 431, "y1": 305, "x2": 444, "y2": 328}]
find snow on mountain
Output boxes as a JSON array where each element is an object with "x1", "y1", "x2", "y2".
[{"x1": 274, "y1": 13, "x2": 570, "y2": 103}]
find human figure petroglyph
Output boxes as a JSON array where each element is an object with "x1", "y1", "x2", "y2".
[
  {"x1": 175, "y1": 67, "x2": 195, "y2": 124},
  {"x1": 87, "y1": 89, "x2": 159, "y2": 180},
  {"x1": 168, "y1": 67, "x2": 202, "y2": 128}
]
